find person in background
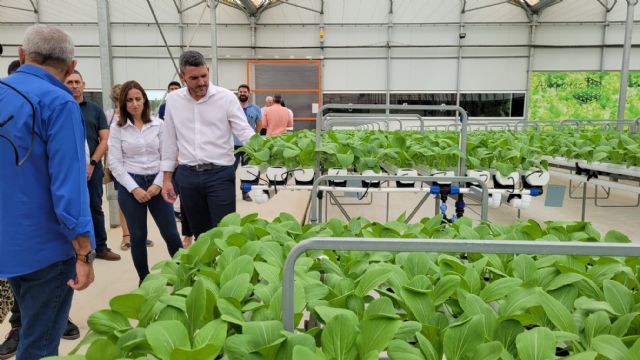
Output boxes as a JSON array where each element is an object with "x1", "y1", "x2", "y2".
[
  {"x1": 280, "y1": 99, "x2": 294, "y2": 132},
  {"x1": 160, "y1": 50, "x2": 255, "y2": 239},
  {"x1": 262, "y1": 94, "x2": 293, "y2": 136},
  {"x1": 157, "y1": 81, "x2": 181, "y2": 120},
  {"x1": 234, "y1": 84, "x2": 262, "y2": 202},
  {"x1": 261, "y1": 95, "x2": 274, "y2": 117},
  {"x1": 7, "y1": 59, "x2": 20, "y2": 75},
  {"x1": 0, "y1": 24, "x2": 95, "y2": 360},
  {"x1": 65, "y1": 70, "x2": 121, "y2": 261},
  {"x1": 105, "y1": 84, "x2": 154, "y2": 251},
  {"x1": 108, "y1": 80, "x2": 182, "y2": 283}
]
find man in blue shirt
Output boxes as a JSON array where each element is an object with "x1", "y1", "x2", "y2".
[
  {"x1": 65, "y1": 70, "x2": 120, "y2": 261},
  {"x1": 234, "y1": 84, "x2": 262, "y2": 202},
  {"x1": 158, "y1": 81, "x2": 181, "y2": 120},
  {"x1": 0, "y1": 24, "x2": 96, "y2": 359}
]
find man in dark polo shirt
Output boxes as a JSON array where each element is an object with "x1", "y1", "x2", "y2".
[{"x1": 65, "y1": 70, "x2": 120, "y2": 261}]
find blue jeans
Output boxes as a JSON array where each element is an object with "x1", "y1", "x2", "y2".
[
  {"x1": 175, "y1": 165, "x2": 236, "y2": 238},
  {"x1": 117, "y1": 174, "x2": 182, "y2": 282},
  {"x1": 88, "y1": 163, "x2": 108, "y2": 251},
  {"x1": 9, "y1": 258, "x2": 75, "y2": 360}
]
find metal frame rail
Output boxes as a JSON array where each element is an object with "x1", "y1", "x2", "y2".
[
  {"x1": 309, "y1": 174, "x2": 489, "y2": 224},
  {"x1": 324, "y1": 113, "x2": 424, "y2": 132},
  {"x1": 315, "y1": 104, "x2": 470, "y2": 180},
  {"x1": 282, "y1": 237, "x2": 640, "y2": 332},
  {"x1": 543, "y1": 156, "x2": 640, "y2": 219}
]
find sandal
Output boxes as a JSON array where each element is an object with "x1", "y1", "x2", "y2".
[
  {"x1": 120, "y1": 235, "x2": 131, "y2": 251},
  {"x1": 182, "y1": 236, "x2": 193, "y2": 248}
]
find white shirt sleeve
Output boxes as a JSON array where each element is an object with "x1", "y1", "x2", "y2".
[
  {"x1": 107, "y1": 123, "x2": 139, "y2": 192},
  {"x1": 227, "y1": 94, "x2": 255, "y2": 145},
  {"x1": 153, "y1": 121, "x2": 164, "y2": 187},
  {"x1": 161, "y1": 99, "x2": 179, "y2": 172}
]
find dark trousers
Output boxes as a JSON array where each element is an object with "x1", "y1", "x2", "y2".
[
  {"x1": 233, "y1": 146, "x2": 249, "y2": 195},
  {"x1": 179, "y1": 200, "x2": 193, "y2": 237},
  {"x1": 88, "y1": 163, "x2": 108, "y2": 251},
  {"x1": 117, "y1": 174, "x2": 182, "y2": 282},
  {"x1": 175, "y1": 165, "x2": 236, "y2": 239},
  {"x1": 8, "y1": 295, "x2": 20, "y2": 327},
  {"x1": 9, "y1": 258, "x2": 75, "y2": 360}
]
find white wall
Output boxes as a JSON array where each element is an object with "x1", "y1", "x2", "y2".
[{"x1": 0, "y1": 0, "x2": 638, "y2": 95}]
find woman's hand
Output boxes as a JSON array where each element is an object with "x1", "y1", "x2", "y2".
[{"x1": 132, "y1": 187, "x2": 151, "y2": 203}]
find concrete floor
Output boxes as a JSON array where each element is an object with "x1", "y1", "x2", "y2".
[{"x1": 1, "y1": 172, "x2": 638, "y2": 357}]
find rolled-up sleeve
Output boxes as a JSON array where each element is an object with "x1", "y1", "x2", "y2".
[
  {"x1": 46, "y1": 100, "x2": 95, "y2": 246},
  {"x1": 161, "y1": 98, "x2": 178, "y2": 172}
]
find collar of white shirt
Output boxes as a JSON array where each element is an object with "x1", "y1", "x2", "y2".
[
  {"x1": 121, "y1": 117, "x2": 162, "y2": 129},
  {"x1": 177, "y1": 83, "x2": 218, "y2": 103}
]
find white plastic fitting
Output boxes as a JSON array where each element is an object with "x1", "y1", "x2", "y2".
[
  {"x1": 252, "y1": 190, "x2": 269, "y2": 204},
  {"x1": 524, "y1": 170, "x2": 550, "y2": 187},
  {"x1": 239, "y1": 165, "x2": 260, "y2": 182},
  {"x1": 396, "y1": 168, "x2": 418, "y2": 186},
  {"x1": 467, "y1": 170, "x2": 491, "y2": 185},
  {"x1": 432, "y1": 170, "x2": 455, "y2": 184},
  {"x1": 294, "y1": 168, "x2": 315, "y2": 183},
  {"x1": 494, "y1": 172, "x2": 521, "y2": 187},
  {"x1": 488, "y1": 193, "x2": 502, "y2": 208},
  {"x1": 266, "y1": 166, "x2": 288, "y2": 183}
]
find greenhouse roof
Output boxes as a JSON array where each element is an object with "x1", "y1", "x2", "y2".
[{"x1": 221, "y1": 0, "x2": 281, "y2": 16}]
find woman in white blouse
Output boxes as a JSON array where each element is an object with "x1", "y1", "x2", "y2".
[{"x1": 108, "y1": 80, "x2": 182, "y2": 283}]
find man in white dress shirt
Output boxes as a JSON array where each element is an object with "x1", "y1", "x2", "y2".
[{"x1": 160, "y1": 50, "x2": 255, "y2": 238}]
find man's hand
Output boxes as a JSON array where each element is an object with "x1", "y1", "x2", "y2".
[
  {"x1": 86, "y1": 164, "x2": 94, "y2": 180},
  {"x1": 132, "y1": 187, "x2": 151, "y2": 203},
  {"x1": 146, "y1": 184, "x2": 162, "y2": 198},
  {"x1": 161, "y1": 180, "x2": 177, "y2": 204},
  {"x1": 68, "y1": 261, "x2": 95, "y2": 291}
]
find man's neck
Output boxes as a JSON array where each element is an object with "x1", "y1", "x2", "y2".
[
  {"x1": 241, "y1": 101, "x2": 249, "y2": 108},
  {"x1": 188, "y1": 90, "x2": 205, "y2": 102},
  {"x1": 75, "y1": 95, "x2": 84, "y2": 103},
  {"x1": 25, "y1": 62, "x2": 66, "y2": 82}
]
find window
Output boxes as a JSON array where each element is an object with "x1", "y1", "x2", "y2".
[
  {"x1": 322, "y1": 93, "x2": 387, "y2": 115},
  {"x1": 322, "y1": 92, "x2": 526, "y2": 119}
]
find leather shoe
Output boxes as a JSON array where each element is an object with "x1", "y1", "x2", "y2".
[
  {"x1": 242, "y1": 192, "x2": 252, "y2": 202},
  {"x1": 96, "y1": 248, "x2": 121, "y2": 261},
  {"x1": 62, "y1": 319, "x2": 80, "y2": 340},
  {"x1": 0, "y1": 327, "x2": 19, "y2": 360}
]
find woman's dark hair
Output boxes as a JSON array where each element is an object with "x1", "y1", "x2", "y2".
[{"x1": 117, "y1": 80, "x2": 151, "y2": 127}]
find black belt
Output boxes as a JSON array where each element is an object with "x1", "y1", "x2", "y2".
[{"x1": 185, "y1": 163, "x2": 223, "y2": 172}]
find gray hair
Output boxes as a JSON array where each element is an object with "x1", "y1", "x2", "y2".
[
  {"x1": 22, "y1": 24, "x2": 74, "y2": 70},
  {"x1": 179, "y1": 50, "x2": 206, "y2": 72}
]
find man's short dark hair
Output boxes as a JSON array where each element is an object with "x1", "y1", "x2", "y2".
[
  {"x1": 168, "y1": 81, "x2": 181, "y2": 89},
  {"x1": 273, "y1": 94, "x2": 282, "y2": 104},
  {"x1": 179, "y1": 50, "x2": 206, "y2": 72},
  {"x1": 238, "y1": 84, "x2": 251, "y2": 92},
  {"x1": 72, "y1": 69, "x2": 83, "y2": 80},
  {"x1": 7, "y1": 60, "x2": 20, "y2": 75}
]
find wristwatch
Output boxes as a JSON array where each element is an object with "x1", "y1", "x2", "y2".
[
  {"x1": 90, "y1": 159, "x2": 98, "y2": 166},
  {"x1": 77, "y1": 249, "x2": 97, "y2": 264}
]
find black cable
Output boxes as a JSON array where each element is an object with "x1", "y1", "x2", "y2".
[{"x1": 0, "y1": 79, "x2": 36, "y2": 167}]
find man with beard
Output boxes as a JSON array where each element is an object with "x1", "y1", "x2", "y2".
[
  {"x1": 233, "y1": 84, "x2": 262, "y2": 201},
  {"x1": 160, "y1": 50, "x2": 255, "y2": 238}
]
